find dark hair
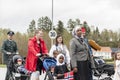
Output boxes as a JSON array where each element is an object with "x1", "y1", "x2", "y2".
[
  {"x1": 55, "y1": 34, "x2": 64, "y2": 46},
  {"x1": 53, "y1": 50, "x2": 59, "y2": 55}
]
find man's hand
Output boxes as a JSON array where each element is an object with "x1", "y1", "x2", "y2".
[
  {"x1": 73, "y1": 67, "x2": 78, "y2": 73},
  {"x1": 57, "y1": 74, "x2": 64, "y2": 77}
]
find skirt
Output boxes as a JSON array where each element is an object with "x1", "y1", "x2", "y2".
[{"x1": 74, "y1": 60, "x2": 92, "y2": 80}]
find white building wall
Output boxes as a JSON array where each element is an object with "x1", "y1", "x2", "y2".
[{"x1": 93, "y1": 51, "x2": 112, "y2": 59}]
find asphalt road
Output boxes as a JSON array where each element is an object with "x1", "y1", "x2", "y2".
[
  {"x1": 0, "y1": 68, "x2": 113, "y2": 80},
  {"x1": 0, "y1": 68, "x2": 46, "y2": 80}
]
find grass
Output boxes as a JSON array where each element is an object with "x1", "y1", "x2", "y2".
[
  {"x1": 106, "y1": 61, "x2": 114, "y2": 65},
  {"x1": 104, "y1": 59, "x2": 114, "y2": 65},
  {"x1": 0, "y1": 64, "x2": 6, "y2": 68}
]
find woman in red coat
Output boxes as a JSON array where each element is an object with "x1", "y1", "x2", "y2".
[{"x1": 25, "y1": 29, "x2": 48, "y2": 74}]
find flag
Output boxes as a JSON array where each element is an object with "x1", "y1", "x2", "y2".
[{"x1": 64, "y1": 71, "x2": 74, "y2": 80}]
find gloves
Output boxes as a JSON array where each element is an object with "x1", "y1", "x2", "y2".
[
  {"x1": 16, "y1": 52, "x2": 19, "y2": 54},
  {"x1": 36, "y1": 53, "x2": 41, "y2": 57},
  {"x1": 6, "y1": 52, "x2": 11, "y2": 54},
  {"x1": 6, "y1": 52, "x2": 19, "y2": 55}
]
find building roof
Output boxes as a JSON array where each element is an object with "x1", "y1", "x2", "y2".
[
  {"x1": 93, "y1": 47, "x2": 112, "y2": 52},
  {"x1": 100, "y1": 47, "x2": 112, "y2": 52},
  {"x1": 111, "y1": 48, "x2": 120, "y2": 52}
]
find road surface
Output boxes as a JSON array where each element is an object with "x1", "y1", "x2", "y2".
[{"x1": 0, "y1": 68, "x2": 113, "y2": 80}]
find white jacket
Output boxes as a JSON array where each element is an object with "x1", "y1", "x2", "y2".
[
  {"x1": 49, "y1": 44, "x2": 70, "y2": 65},
  {"x1": 113, "y1": 60, "x2": 120, "y2": 80}
]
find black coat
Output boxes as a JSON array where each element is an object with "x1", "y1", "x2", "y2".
[
  {"x1": 1, "y1": 39, "x2": 18, "y2": 64},
  {"x1": 54, "y1": 64, "x2": 69, "y2": 79}
]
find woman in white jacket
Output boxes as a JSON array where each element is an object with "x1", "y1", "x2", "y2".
[
  {"x1": 113, "y1": 50, "x2": 120, "y2": 80},
  {"x1": 49, "y1": 34, "x2": 70, "y2": 67}
]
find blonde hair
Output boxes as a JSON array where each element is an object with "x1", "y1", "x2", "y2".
[{"x1": 34, "y1": 28, "x2": 43, "y2": 35}]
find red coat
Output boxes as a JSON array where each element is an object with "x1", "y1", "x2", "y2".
[{"x1": 25, "y1": 36, "x2": 48, "y2": 72}]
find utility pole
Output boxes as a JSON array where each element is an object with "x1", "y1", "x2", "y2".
[
  {"x1": 49, "y1": 0, "x2": 57, "y2": 47},
  {"x1": 52, "y1": 0, "x2": 53, "y2": 30}
]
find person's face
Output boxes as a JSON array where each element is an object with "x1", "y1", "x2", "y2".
[
  {"x1": 76, "y1": 28, "x2": 82, "y2": 37},
  {"x1": 8, "y1": 35, "x2": 13, "y2": 40},
  {"x1": 59, "y1": 56, "x2": 64, "y2": 63},
  {"x1": 17, "y1": 59, "x2": 22, "y2": 65},
  {"x1": 117, "y1": 52, "x2": 120, "y2": 60},
  {"x1": 57, "y1": 36, "x2": 63, "y2": 44},
  {"x1": 81, "y1": 32, "x2": 86, "y2": 38},
  {"x1": 53, "y1": 53, "x2": 58, "y2": 58},
  {"x1": 36, "y1": 30, "x2": 43, "y2": 39}
]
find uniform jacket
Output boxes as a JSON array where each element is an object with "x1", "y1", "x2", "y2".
[
  {"x1": 25, "y1": 36, "x2": 48, "y2": 72},
  {"x1": 1, "y1": 39, "x2": 18, "y2": 64},
  {"x1": 70, "y1": 37, "x2": 90, "y2": 68}
]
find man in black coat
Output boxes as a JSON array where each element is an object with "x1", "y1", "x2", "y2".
[{"x1": 1, "y1": 31, "x2": 18, "y2": 80}]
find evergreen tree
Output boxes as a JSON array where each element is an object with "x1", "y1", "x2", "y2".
[
  {"x1": 67, "y1": 19, "x2": 76, "y2": 33},
  {"x1": 27, "y1": 20, "x2": 36, "y2": 37},
  {"x1": 56, "y1": 20, "x2": 64, "y2": 35},
  {"x1": 100, "y1": 29, "x2": 110, "y2": 42},
  {"x1": 92, "y1": 27, "x2": 100, "y2": 42},
  {"x1": 75, "y1": 18, "x2": 81, "y2": 25},
  {"x1": 38, "y1": 17, "x2": 44, "y2": 29},
  {"x1": 38, "y1": 16, "x2": 52, "y2": 31}
]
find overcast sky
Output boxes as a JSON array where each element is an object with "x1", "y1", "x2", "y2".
[{"x1": 0, "y1": 0, "x2": 120, "y2": 33}]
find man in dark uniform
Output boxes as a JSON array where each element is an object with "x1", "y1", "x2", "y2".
[{"x1": 1, "y1": 31, "x2": 18, "y2": 80}]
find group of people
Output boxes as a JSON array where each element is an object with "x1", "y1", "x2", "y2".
[{"x1": 1, "y1": 26, "x2": 120, "y2": 80}]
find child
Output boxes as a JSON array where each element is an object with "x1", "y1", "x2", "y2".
[
  {"x1": 53, "y1": 50, "x2": 59, "y2": 59},
  {"x1": 54, "y1": 54, "x2": 69, "y2": 79},
  {"x1": 113, "y1": 50, "x2": 120, "y2": 80},
  {"x1": 16, "y1": 58, "x2": 32, "y2": 75}
]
